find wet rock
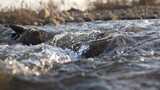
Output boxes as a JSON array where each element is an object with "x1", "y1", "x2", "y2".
[
  {"x1": 17, "y1": 30, "x2": 54, "y2": 45},
  {"x1": 81, "y1": 38, "x2": 109, "y2": 58},
  {"x1": 9, "y1": 25, "x2": 58, "y2": 45},
  {"x1": 49, "y1": 30, "x2": 104, "y2": 51},
  {"x1": 9, "y1": 25, "x2": 26, "y2": 34},
  {"x1": 82, "y1": 34, "x2": 136, "y2": 58}
]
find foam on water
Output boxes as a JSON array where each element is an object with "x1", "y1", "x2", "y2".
[{"x1": 0, "y1": 44, "x2": 80, "y2": 76}]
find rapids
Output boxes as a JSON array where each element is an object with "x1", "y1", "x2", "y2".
[{"x1": 0, "y1": 19, "x2": 160, "y2": 90}]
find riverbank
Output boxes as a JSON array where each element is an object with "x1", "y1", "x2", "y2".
[{"x1": 0, "y1": 5, "x2": 160, "y2": 25}]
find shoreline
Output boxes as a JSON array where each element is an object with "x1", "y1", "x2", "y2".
[{"x1": 0, "y1": 5, "x2": 160, "y2": 25}]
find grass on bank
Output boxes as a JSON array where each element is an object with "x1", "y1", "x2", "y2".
[{"x1": 0, "y1": 0, "x2": 159, "y2": 25}]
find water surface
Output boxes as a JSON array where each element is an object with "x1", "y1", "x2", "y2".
[{"x1": 1, "y1": 19, "x2": 160, "y2": 90}]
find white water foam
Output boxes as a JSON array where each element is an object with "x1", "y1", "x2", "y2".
[{"x1": 0, "y1": 44, "x2": 80, "y2": 75}]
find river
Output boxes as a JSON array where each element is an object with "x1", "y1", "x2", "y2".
[{"x1": 0, "y1": 19, "x2": 160, "y2": 90}]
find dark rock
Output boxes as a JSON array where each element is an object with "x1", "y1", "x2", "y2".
[
  {"x1": 17, "y1": 30, "x2": 55, "y2": 45},
  {"x1": 9, "y1": 24, "x2": 26, "y2": 34},
  {"x1": 82, "y1": 35, "x2": 136, "y2": 58},
  {"x1": 9, "y1": 25, "x2": 58, "y2": 45},
  {"x1": 49, "y1": 31, "x2": 105, "y2": 51},
  {"x1": 81, "y1": 38, "x2": 109, "y2": 58}
]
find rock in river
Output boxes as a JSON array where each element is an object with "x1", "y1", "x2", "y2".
[{"x1": 9, "y1": 25, "x2": 59, "y2": 45}]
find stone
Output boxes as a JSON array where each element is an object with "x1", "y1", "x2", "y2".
[
  {"x1": 9, "y1": 25, "x2": 58, "y2": 45},
  {"x1": 82, "y1": 34, "x2": 136, "y2": 58}
]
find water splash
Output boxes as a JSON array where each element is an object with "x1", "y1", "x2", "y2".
[{"x1": 0, "y1": 44, "x2": 79, "y2": 76}]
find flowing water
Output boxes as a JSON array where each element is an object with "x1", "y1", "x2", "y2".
[{"x1": 1, "y1": 19, "x2": 160, "y2": 90}]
